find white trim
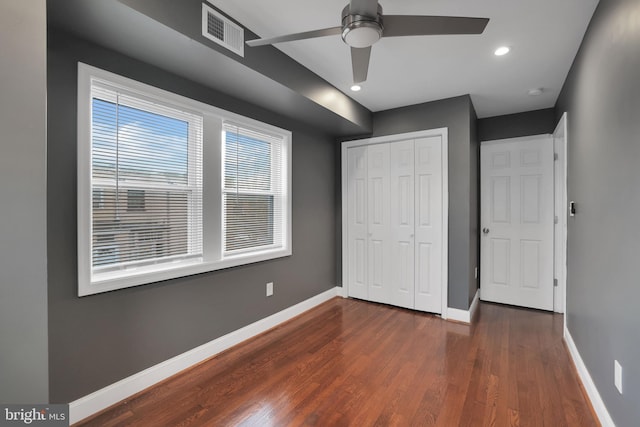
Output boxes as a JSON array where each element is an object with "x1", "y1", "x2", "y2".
[
  {"x1": 446, "y1": 289, "x2": 480, "y2": 324},
  {"x1": 342, "y1": 128, "x2": 448, "y2": 148},
  {"x1": 564, "y1": 327, "x2": 616, "y2": 427},
  {"x1": 441, "y1": 130, "x2": 449, "y2": 319},
  {"x1": 469, "y1": 288, "x2": 480, "y2": 319},
  {"x1": 481, "y1": 133, "x2": 552, "y2": 146},
  {"x1": 341, "y1": 128, "x2": 449, "y2": 318},
  {"x1": 69, "y1": 287, "x2": 339, "y2": 424},
  {"x1": 553, "y1": 112, "x2": 568, "y2": 314}
]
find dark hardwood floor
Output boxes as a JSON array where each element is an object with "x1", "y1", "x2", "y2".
[{"x1": 76, "y1": 298, "x2": 599, "y2": 426}]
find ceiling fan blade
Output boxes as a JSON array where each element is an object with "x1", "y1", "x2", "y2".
[
  {"x1": 351, "y1": 46, "x2": 371, "y2": 84},
  {"x1": 246, "y1": 26, "x2": 342, "y2": 47},
  {"x1": 349, "y1": 0, "x2": 379, "y2": 17},
  {"x1": 382, "y1": 15, "x2": 489, "y2": 37}
]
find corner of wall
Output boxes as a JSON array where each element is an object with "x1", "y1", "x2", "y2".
[{"x1": 0, "y1": 0, "x2": 49, "y2": 404}]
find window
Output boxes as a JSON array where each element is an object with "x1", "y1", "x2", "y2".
[
  {"x1": 78, "y1": 63, "x2": 291, "y2": 296},
  {"x1": 223, "y1": 124, "x2": 286, "y2": 254}
]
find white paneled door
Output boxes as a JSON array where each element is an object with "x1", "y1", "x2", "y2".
[
  {"x1": 480, "y1": 136, "x2": 554, "y2": 311},
  {"x1": 346, "y1": 146, "x2": 368, "y2": 300},
  {"x1": 389, "y1": 141, "x2": 415, "y2": 309},
  {"x1": 367, "y1": 143, "x2": 391, "y2": 304},
  {"x1": 343, "y1": 130, "x2": 447, "y2": 315},
  {"x1": 414, "y1": 137, "x2": 443, "y2": 313}
]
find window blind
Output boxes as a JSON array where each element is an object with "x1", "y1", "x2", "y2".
[
  {"x1": 90, "y1": 84, "x2": 203, "y2": 273},
  {"x1": 222, "y1": 123, "x2": 285, "y2": 253}
]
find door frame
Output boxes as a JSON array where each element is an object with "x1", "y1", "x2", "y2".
[
  {"x1": 341, "y1": 128, "x2": 449, "y2": 318},
  {"x1": 553, "y1": 113, "x2": 569, "y2": 314}
]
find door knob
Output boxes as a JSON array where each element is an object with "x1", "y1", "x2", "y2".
[{"x1": 482, "y1": 228, "x2": 490, "y2": 235}]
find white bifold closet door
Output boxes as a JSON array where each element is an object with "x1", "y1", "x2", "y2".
[{"x1": 345, "y1": 136, "x2": 443, "y2": 313}]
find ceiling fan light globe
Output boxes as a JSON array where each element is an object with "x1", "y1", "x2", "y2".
[{"x1": 342, "y1": 23, "x2": 382, "y2": 48}]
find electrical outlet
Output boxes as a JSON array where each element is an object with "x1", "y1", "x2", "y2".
[
  {"x1": 266, "y1": 282, "x2": 273, "y2": 297},
  {"x1": 614, "y1": 360, "x2": 623, "y2": 394}
]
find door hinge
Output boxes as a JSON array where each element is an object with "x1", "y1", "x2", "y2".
[
  {"x1": 554, "y1": 215, "x2": 559, "y2": 224},
  {"x1": 554, "y1": 278, "x2": 558, "y2": 287},
  {"x1": 554, "y1": 153, "x2": 559, "y2": 161}
]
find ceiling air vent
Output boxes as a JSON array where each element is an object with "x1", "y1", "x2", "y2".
[{"x1": 202, "y1": 3, "x2": 244, "y2": 57}]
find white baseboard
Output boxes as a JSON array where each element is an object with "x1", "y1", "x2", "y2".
[
  {"x1": 564, "y1": 326, "x2": 616, "y2": 427},
  {"x1": 69, "y1": 286, "x2": 340, "y2": 424},
  {"x1": 469, "y1": 289, "x2": 480, "y2": 320},
  {"x1": 446, "y1": 289, "x2": 480, "y2": 324}
]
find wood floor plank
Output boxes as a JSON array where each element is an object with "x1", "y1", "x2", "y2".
[{"x1": 75, "y1": 298, "x2": 600, "y2": 427}]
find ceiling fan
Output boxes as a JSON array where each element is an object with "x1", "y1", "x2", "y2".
[{"x1": 245, "y1": 0, "x2": 489, "y2": 85}]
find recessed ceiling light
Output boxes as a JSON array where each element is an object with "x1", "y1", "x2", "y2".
[
  {"x1": 494, "y1": 46, "x2": 510, "y2": 56},
  {"x1": 350, "y1": 85, "x2": 362, "y2": 92},
  {"x1": 528, "y1": 88, "x2": 544, "y2": 96}
]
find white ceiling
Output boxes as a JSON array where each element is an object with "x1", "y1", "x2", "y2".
[{"x1": 210, "y1": 0, "x2": 599, "y2": 118}]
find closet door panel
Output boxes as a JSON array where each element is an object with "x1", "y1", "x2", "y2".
[
  {"x1": 347, "y1": 146, "x2": 368, "y2": 299},
  {"x1": 367, "y1": 143, "x2": 391, "y2": 304},
  {"x1": 414, "y1": 136, "x2": 443, "y2": 313},
  {"x1": 390, "y1": 141, "x2": 415, "y2": 309}
]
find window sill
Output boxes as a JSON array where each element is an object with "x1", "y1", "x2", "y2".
[{"x1": 79, "y1": 248, "x2": 292, "y2": 296}]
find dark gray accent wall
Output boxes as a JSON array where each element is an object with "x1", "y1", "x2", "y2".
[
  {"x1": 371, "y1": 96, "x2": 477, "y2": 310},
  {"x1": 47, "y1": 30, "x2": 337, "y2": 402},
  {"x1": 555, "y1": 0, "x2": 640, "y2": 425},
  {"x1": 478, "y1": 108, "x2": 556, "y2": 142},
  {"x1": 468, "y1": 103, "x2": 480, "y2": 306},
  {"x1": 0, "y1": 0, "x2": 49, "y2": 404}
]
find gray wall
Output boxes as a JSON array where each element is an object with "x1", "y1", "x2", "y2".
[
  {"x1": 47, "y1": 31, "x2": 337, "y2": 402},
  {"x1": 371, "y1": 96, "x2": 476, "y2": 310},
  {"x1": 0, "y1": 0, "x2": 49, "y2": 404},
  {"x1": 555, "y1": 0, "x2": 640, "y2": 425},
  {"x1": 478, "y1": 108, "x2": 556, "y2": 142},
  {"x1": 468, "y1": 103, "x2": 480, "y2": 306}
]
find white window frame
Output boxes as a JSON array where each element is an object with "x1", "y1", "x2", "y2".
[
  {"x1": 221, "y1": 122, "x2": 288, "y2": 257},
  {"x1": 78, "y1": 63, "x2": 292, "y2": 296}
]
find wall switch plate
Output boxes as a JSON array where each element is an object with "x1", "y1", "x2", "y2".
[
  {"x1": 614, "y1": 360, "x2": 623, "y2": 394},
  {"x1": 475, "y1": 267, "x2": 478, "y2": 279},
  {"x1": 266, "y1": 282, "x2": 273, "y2": 297}
]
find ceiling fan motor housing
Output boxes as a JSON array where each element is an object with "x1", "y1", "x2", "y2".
[{"x1": 341, "y1": 4, "x2": 384, "y2": 48}]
